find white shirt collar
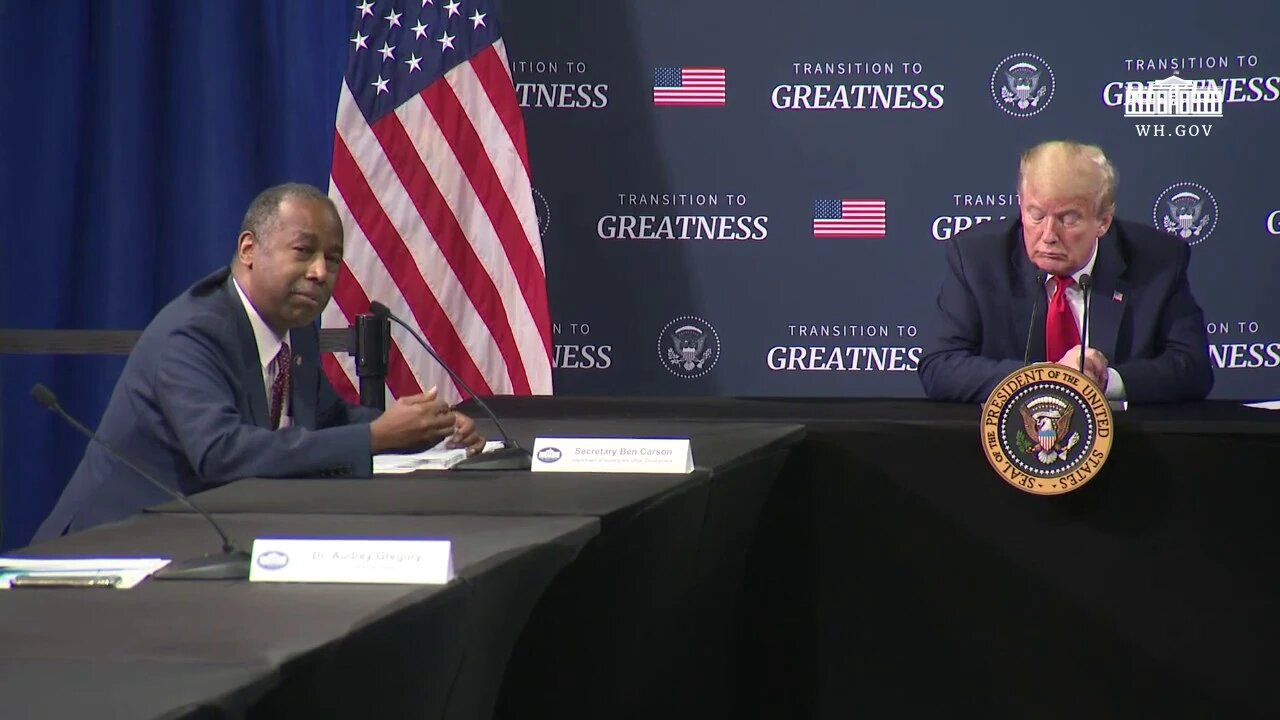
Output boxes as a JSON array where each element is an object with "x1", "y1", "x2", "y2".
[{"x1": 232, "y1": 277, "x2": 290, "y2": 370}]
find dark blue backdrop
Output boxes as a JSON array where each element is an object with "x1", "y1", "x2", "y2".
[
  {"x1": 0, "y1": 1, "x2": 351, "y2": 547},
  {"x1": 509, "y1": 0, "x2": 1280, "y2": 403},
  {"x1": 3, "y1": 0, "x2": 1277, "y2": 549}
]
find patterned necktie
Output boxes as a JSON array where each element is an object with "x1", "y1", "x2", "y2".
[
  {"x1": 1044, "y1": 276, "x2": 1080, "y2": 364},
  {"x1": 268, "y1": 343, "x2": 291, "y2": 430}
]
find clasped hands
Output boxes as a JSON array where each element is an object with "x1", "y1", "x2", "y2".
[
  {"x1": 369, "y1": 387, "x2": 485, "y2": 455},
  {"x1": 1054, "y1": 345, "x2": 1109, "y2": 391}
]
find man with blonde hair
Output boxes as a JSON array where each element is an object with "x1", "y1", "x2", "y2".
[{"x1": 919, "y1": 141, "x2": 1213, "y2": 403}]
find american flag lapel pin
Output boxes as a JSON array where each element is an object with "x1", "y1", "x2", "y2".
[{"x1": 1112, "y1": 291, "x2": 1124, "y2": 302}]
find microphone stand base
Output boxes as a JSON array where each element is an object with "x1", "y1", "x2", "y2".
[
  {"x1": 451, "y1": 446, "x2": 533, "y2": 472},
  {"x1": 154, "y1": 550, "x2": 252, "y2": 581}
]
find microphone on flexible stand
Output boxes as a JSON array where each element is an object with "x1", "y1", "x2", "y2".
[
  {"x1": 1023, "y1": 271, "x2": 1048, "y2": 365},
  {"x1": 368, "y1": 302, "x2": 532, "y2": 471},
  {"x1": 30, "y1": 384, "x2": 250, "y2": 580},
  {"x1": 1078, "y1": 273, "x2": 1094, "y2": 376}
]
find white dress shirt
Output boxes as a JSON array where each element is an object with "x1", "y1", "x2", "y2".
[
  {"x1": 1042, "y1": 241, "x2": 1125, "y2": 400},
  {"x1": 232, "y1": 278, "x2": 293, "y2": 427}
]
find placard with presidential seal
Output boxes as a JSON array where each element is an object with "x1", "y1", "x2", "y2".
[{"x1": 981, "y1": 363, "x2": 1113, "y2": 495}]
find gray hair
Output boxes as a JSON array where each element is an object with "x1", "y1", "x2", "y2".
[{"x1": 239, "y1": 182, "x2": 341, "y2": 242}]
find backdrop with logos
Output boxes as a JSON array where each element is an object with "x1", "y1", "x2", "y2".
[
  {"x1": 506, "y1": 0, "x2": 1280, "y2": 401},
  {"x1": 3, "y1": 0, "x2": 1277, "y2": 548}
]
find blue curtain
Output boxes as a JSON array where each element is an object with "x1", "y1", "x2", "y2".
[{"x1": 0, "y1": 1, "x2": 351, "y2": 548}]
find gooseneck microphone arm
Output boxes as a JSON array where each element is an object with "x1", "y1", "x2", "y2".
[
  {"x1": 31, "y1": 384, "x2": 250, "y2": 580},
  {"x1": 1023, "y1": 271, "x2": 1048, "y2": 365},
  {"x1": 369, "y1": 302, "x2": 532, "y2": 471},
  {"x1": 1078, "y1": 273, "x2": 1093, "y2": 376}
]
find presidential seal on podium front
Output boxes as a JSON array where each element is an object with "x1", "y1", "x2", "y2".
[{"x1": 981, "y1": 363, "x2": 1113, "y2": 495}]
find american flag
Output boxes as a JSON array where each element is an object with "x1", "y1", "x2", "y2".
[
  {"x1": 653, "y1": 67, "x2": 726, "y2": 106},
  {"x1": 812, "y1": 199, "x2": 887, "y2": 238},
  {"x1": 322, "y1": 0, "x2": 552, "y2": 406}
]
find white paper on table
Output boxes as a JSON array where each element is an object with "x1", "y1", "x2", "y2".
[
  {"x1": 1244, "y1": 400, "x2": 1280, "y2": 410},
  {"x1": 373, "y1": 440, "x2": 506, "y2": 474}
]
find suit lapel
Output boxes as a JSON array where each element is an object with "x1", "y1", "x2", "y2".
[
  {"x1": 223, "y1": 277, "x2": 272, "y2": 429},
  {"x1": 1086, "y1": 229, "x2": 1128, "y2": 362},
  {"x1": 1009, "y1": 225, "x2": 1048, "y2": 363}
]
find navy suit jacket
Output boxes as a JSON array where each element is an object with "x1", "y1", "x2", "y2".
[
  {"x1": 36, "y1": 268, "x2": 381, "y2": 539},
  {"x1": 918, "y1": 218, "x2": 1213, "y2": 404}
]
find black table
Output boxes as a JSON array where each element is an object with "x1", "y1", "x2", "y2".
[
  {"x1": 472, "y1": 398, "x2": 1280, "y2": 719},
  {"x1": 153, "y1": 419, "x2": 806, "y2": 719},
  {"x1": 800, "y1": 410, "x2": 1280, "y2": 719},
  {"x1": 19, "y1": 398, "x2": 1267, "y2": 719},
  {"x1": 2, "y1": 512, "x2": 596, "y2": 719}
]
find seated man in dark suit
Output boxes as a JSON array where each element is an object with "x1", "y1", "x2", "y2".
[
  {"x1": 36, "y1": 183, "x2": 484, "y2": 538},
  {"x1": 919, "y1": 141, "x2": 1213, "y2": 404}
]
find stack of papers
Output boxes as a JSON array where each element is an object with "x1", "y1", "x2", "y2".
[
  {"x1": 374, "y1": 440, "x2": 506, "y2": 474},
  {"x1": 1244, "y1": 400, "x2": 1280, "y2": 410},
  {"x1": 0, "y1": 557, "x2": 171, "y2": 589}
]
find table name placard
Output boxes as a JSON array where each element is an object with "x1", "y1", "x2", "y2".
[
  {"x1": 531, "y1": 438, "x2": 694, "y2": 474},
  {"x1": 249, "y1": 538, "x2": 453, "y2": 584}
]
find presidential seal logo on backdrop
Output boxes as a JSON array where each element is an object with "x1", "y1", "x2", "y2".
[
  {"x1": 659, "y1": 316, "x2": 720, "y2": 378},
  {"x1": 531, "y1": 187, "x2": 551, "y2": 237},
  {"x1": 1152, "y1": 182, "x2": 1218, "y2": 244},
  {"x1": 981, "y1": 364, "x2": 1113, "y2": 495},
  {"x1": 990, "y1": 53, "x2": 1055, "y2": 117}
]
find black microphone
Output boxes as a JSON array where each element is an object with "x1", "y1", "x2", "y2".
[
  {"x1": 1023, "y1": 271, "x2": 1048, "y2": 365},
  {"x1": 30, "y1": 384, "x2": 250, "y2": 580},
  {"x1": 369, "y1": 302, "x2": 532, "y2": 471},
  {"x1": 1078, "y1": 273, "x2": 1093, "y2": 376},
  {"x1": 354, "y1": 312, "x2": 389, "y2": 410}
]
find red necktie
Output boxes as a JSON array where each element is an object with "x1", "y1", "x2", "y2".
[
  {"x1": 268, "y1": 343, "x2": 291, "y2": 429},
  {"x1": 1044, "y1": 276, "x2": 1080, "y2": 363}
]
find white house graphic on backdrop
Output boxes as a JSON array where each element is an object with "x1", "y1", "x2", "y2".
[{"x1": 1124, "y1": 74, "x2": 1223, "y2": 117}]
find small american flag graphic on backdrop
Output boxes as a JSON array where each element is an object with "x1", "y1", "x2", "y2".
[
  {"x1": 652, "y1": 67, "x2": 726, "y2": 106},
  {"x1": 812, "y1": 199, "x2": 887, "y2": 238}
]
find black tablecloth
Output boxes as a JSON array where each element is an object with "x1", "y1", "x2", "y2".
[
  {"x1": 469, "y1": 397, "x2": 1280, "y2": 719},
  {"x1": 18, "y1": 397, "x2": 1270, "y2": 718},
  {"x1": 799, "y1": 422, "x2": 1280, "y2": 719},
  {"x1": 150, "y1": 419, "x2": 806, "y2": 719},
  {"x1": 2, "y1": 513, "x2": 597, "y2": 719},
  {"x1": 153, "y1": 421, "x2": 803, "y2": 523},
  {"x1": 491, "y1": 424, "x2": 798, "y2": 719},
  {"x1": 476, "y1": 395, "x2": 1280, "y2": 434}
]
